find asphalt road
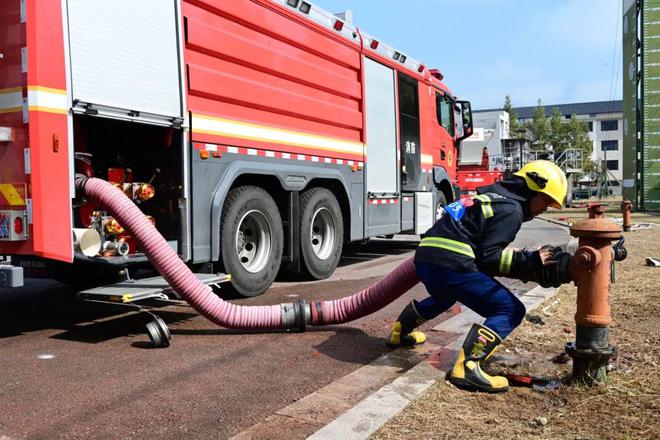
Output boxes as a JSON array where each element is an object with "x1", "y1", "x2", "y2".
[{"x1": 0, "y1": 220, "x2": 570, "y2": 439}]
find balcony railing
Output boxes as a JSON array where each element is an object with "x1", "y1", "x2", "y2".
[{"x1": 487, "y1": 148, "x2": 583, "y2": 175}]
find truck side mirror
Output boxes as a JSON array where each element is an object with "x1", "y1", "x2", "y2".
[{"x1": 456, "y1": 100, "x2": 473, "y2": 141}]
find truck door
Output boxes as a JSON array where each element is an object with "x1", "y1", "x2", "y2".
[
  {"x1": 363, "y1": 58, "x2": 400, "y2": 236},
  {"x1": 398, "y1": 74, "x2": 421, "y2": 191}
]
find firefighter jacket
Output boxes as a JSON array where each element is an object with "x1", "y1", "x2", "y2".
[{"x1": 414, "y1": 179, "x2": 542, "y2": 280}]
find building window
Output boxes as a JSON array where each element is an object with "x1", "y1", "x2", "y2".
[
  {"x1": 588, "y1": 121, "x2": 593, "y2": 132},
  {"x1": 601, "y1": 140, "x2": 618, "y2": 151},
  {"x1": 603, "y1": 160, "x2": 619, "y2": 171},
  {"x1": 601, "y1": 120, "x2": 618, "y2": 131}
]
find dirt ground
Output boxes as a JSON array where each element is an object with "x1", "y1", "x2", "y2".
[{"x1": 373, "y1": 213, "x2": 660, "y2": 440}]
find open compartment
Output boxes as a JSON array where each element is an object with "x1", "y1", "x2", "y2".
[{"x1": 72, "y1": 115, "x2": 185, "y2": 261}]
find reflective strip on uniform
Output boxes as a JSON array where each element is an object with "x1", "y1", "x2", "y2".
[
  {"x1": 499, "y1": 249, "x2": 514, "y2": 274},
  {"x1": 474, "y1": 194, "x2": 494, "y2": 219},
  {"x1": 419, "y1": 237, "x2": 475, "y2": 258}
]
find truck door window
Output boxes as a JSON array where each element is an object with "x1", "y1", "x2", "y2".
[
  {"x1": 397, "y1": 73, "x2": 421, "y2": 191},
  {"x1": 435, "y1": 93, "x2": 454, "y2": 136}
]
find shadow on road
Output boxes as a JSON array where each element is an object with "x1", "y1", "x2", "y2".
[
  {"x1": 0, "y1": 236, "x2": 420, "y2": 343},
  {"x1": 312, "y1": 326, "x2": 390, "y2": 365},
  {"x1": 275, "y1": 237, "x2": 418, "y2": 282},
  {"x1": 0, "y1": 290, "x2": 198, "y2": 343},
  {"x1": 337, "y1": 238, "x2": 418, "y2": 268}
]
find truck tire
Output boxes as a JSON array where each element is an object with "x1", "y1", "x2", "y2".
[
  {"x1": 299, "y1": 188, "x2": 343, "y2": 280},
  {"x1": 220, "y1": 186, "x2": 283, "y2": 297},
  {"x1": 434, "y1": 191, "x2": 448, "y2": 221}
]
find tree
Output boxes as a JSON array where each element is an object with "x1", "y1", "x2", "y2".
[
  {"x1": 503, "y1": 95, "x2": 520, "y2": 134},
  {"x1": 548, "y1": 107, "x2": 567, "y2": 152},
  {"x1": 501, "y1": 97, "x2": 593, "y2": 172},
  {"x1": 564, "y1": 114, "x2": 594, "y2": 172},
  {"x1": 526, "y1": 99, "x2": 549, "y2": 150}
]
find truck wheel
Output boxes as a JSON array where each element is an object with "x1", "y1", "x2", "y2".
[
  {"x1": 220, "y1": 186, "x2": 283, "y2": 297},
  {"x1": 434, "y1": 191, "x2": 448, "y2": 221},
  {"x1": 299, "y1": 188, "x2": 343, "y2": 280}
]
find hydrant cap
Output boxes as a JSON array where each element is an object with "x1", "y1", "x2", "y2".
[{"x1": 570, "y1": 218, "x2": 622, "y2": 239}]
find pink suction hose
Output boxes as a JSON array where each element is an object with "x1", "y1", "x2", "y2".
[{"x1": 77, "y1": 176, "x2": 420, "y2": 330}]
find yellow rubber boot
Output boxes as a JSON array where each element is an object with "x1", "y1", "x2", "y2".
[
  {"x1": 386, "y1": 301, "x2": 427, "y2": 348},
  {"x1": 448, "y1": 323, "x2": 509, "y2": 393}
]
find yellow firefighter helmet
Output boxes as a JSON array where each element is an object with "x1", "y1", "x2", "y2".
[{"x1": 514, "y1": 160, "x2": 567, "y2": 209}]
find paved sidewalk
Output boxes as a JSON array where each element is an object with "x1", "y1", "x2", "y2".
[
  {"x1": 306, "y1": 285, "x2": 558, "y2": 440},
  {"x1": 232, "y1": 285, "x2": 559, "y2": 440},
  {"x1": 232, "y1": 221, "x2": 573, "y2": 440}
]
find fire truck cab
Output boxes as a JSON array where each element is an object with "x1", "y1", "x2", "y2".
[{"x1": 0, "y1": 0, "x2": 473, "y2": 296}]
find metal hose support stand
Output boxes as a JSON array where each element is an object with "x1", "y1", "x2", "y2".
[{"x1": 76, "y1": 177, "x2": 420, "y2": 330}]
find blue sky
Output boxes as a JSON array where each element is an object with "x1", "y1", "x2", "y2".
[{"x1": 313, "y1": 0, "x2": 622, "y2": 110}]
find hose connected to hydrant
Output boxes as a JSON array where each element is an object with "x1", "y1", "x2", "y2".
[
  {"x1": 76, "y1": 176, "x2": 420, "y2": 332},
  {"x1": 78, "y1": 175, "x2": 629, "y2": 383}
]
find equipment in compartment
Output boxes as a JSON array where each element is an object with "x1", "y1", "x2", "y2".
[{"x1": 71, "y1": 116, "x2": 183, "y2": 261}]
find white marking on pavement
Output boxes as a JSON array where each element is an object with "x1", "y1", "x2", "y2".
[{"x1": 37, "y1": 353, "x2": 55, "y2": 360}]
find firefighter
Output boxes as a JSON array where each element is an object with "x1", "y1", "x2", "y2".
[{"x1": 387, "y1": 160, "x2": 567, "y2": 393}]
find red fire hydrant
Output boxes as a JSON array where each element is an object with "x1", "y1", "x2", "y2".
[
  {"x1": 620, "y1": 200, "x2": 632, "y2": 232},
  {"x1": 566, "y1": 208, "x2": 623, "y2": 384}
]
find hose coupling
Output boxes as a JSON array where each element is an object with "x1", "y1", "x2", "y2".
[
  {"x1": 280, "y1": 299, "x2": 310, "y2": 332},
  {"x1": 530, "y1": 248, "x2": 573, "y2": 288}
]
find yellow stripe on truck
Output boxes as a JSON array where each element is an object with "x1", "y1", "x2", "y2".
[
  {"x1": 27, "y1": 86, "x2": 68, "y2": 115},
  {"x1": 191, "y1": 113, "x2": 364, "y2": 156},
  {"x1": 0, "y1": 184, "x2": 25, "y2": 206},
  {"x1": 0, "y1": 87, "x2": 23, "y2": 114}
]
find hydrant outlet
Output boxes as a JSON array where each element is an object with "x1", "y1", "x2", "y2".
[
  {"x1": 575, "y1": 246, "x2": 600, "y2": 270},
  {"x1": 587, "y1": 203, "x2": 607, "y2": 219}
]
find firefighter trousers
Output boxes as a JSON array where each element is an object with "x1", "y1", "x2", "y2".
[{"x1": 414, "y1": 262, "x2": 526, "y2": 338}]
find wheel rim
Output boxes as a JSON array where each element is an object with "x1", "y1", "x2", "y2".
[
  {"x1": 436, "y1": 202, "x2": 446, "y2": 221},
  {"x1": 310, "y1": 207, "x2": 336, "y2": 260},
  {"x1": 235, "y1": 209, "x2": 272, "y2": 273}
]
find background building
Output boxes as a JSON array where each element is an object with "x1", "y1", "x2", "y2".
[
  {"x1": 515, "y1": 100, "x2": 623, "y2": 189},
  {"x1": 471, "y1": 100, "x2": 623, "y2": 191},
  {"x1": 459, "y1": 110, "x2": 509, "y2": 166},
  {"x1": 623, "y1": 0, "x2": 660, "y2": 211}
]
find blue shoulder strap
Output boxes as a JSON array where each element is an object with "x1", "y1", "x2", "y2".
[{"x1": 446, "y1": 199, "x2": 466, "y2": 221}]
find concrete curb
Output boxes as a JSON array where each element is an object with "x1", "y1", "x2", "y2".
[
  {"x1": 307, "y1": 357, "x2": 445, "y2": 440},
  {"x1": 231, "y1": 284, "x2": 561, "y2": 440},
  {"x1": 280, "y1": 284, "x2": 558, "y2": 440},
  {"x1": 229, "y1": 344, "x2": 440, "y2": 440}
]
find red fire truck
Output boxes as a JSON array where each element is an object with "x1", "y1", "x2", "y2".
[
  {"x1": 0, "y1": 0, "x2": 473, "y2": 297},
  {"x1": 457, "y1": 147, "x2": 504, "y2": 195}
]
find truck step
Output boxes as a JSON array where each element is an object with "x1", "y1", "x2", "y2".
[{"x1": 76, "y1": 273, "x2": 230, "y2": 303}]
